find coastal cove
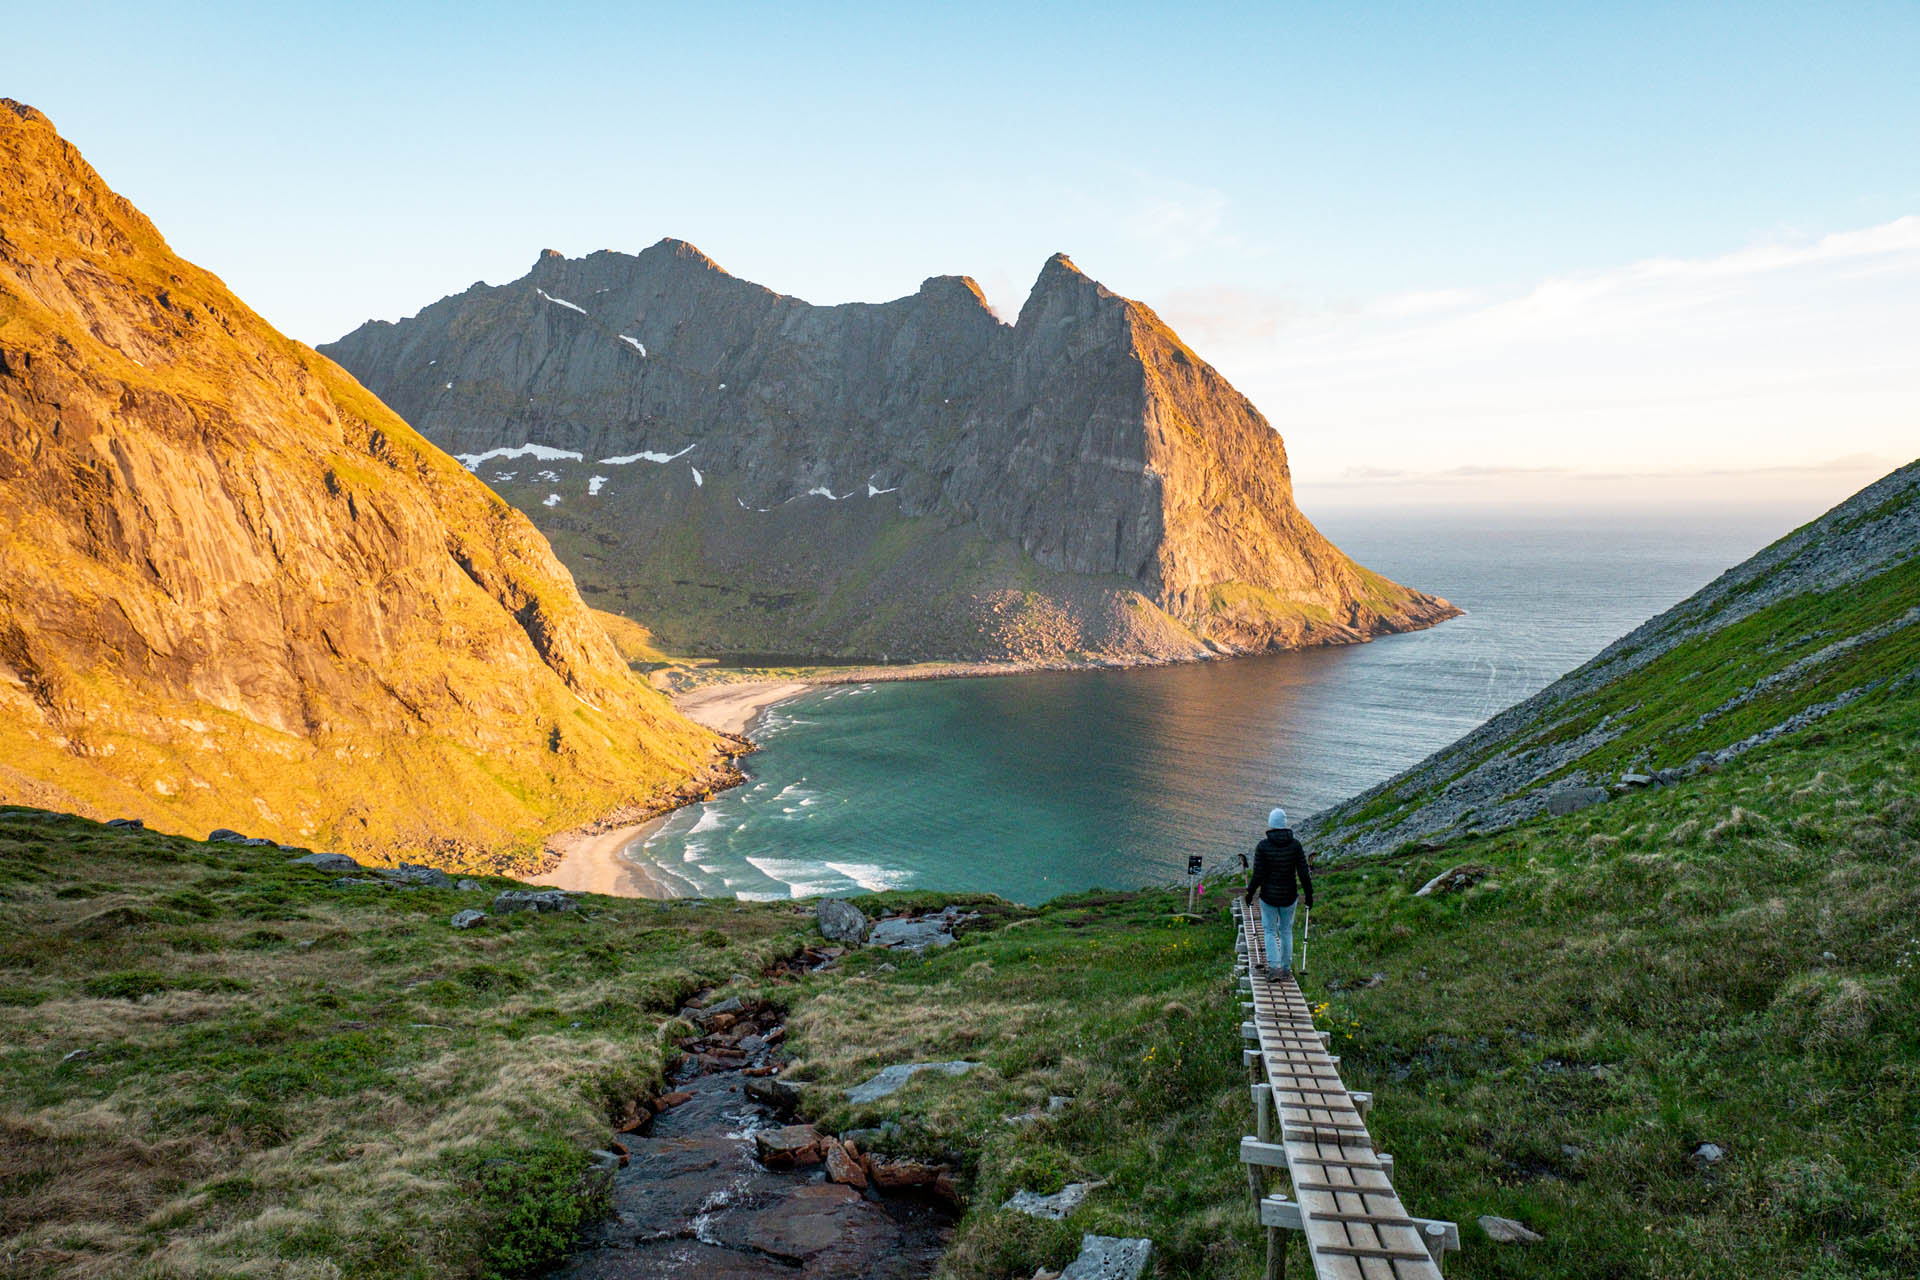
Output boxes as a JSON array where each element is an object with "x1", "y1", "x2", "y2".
[{"x1": 549, "y1": 505, "x2": 1806, "y2": 904}]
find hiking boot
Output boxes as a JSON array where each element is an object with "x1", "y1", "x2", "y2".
[
  {"x1": 1264, "y1": 966, "x2": 1284, "y2": 981},
  {"x1": 1276, "y1": 967, "x2": 1293, "y2": 980}
]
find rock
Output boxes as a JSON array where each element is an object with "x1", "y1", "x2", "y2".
[
  {"x1": 60, "y1": 1048, "x2": 90, "y2": 1063},
  {"x1": 655, "y1": 1090, "x2": 694, "y2": 1109},
  {"x1": 1059, "y1": 1234, "x2": 1153, "y2": 1280},
  {"x1": 491, "y1": 888, "x2": 577, "y2": 914},
  {"x1": 1692, "y1": 1141, "x2": 1725, "y2": 1165},
  {"x1": 875, "y1": 961, "x2": 898, "y2": 973},
  {"x1": 1414, "y1": 864, "x2": 1493, "y2": 897},
  {"x1": 846, "y1": 1060, "x2": 982, "y2": 1103},
  {"x1": 450, "y1": 909, "x2": 487, "y2": 929},
  {"x1": 1561, "y1": 1144, "x2": 1584, "y2": 1160},
  {"x1": 1003, "y1": 1181, "x2": 1101, "y2": 1219},
  {"x1": 755, "y1": 1124, "x2": 824, "y2": 1167},
  {"x1": 867, "y1": 906, "x2": 980, "y2": 953},
  {"x1": 1620, "y1": 771, "x2": 1654, "y2": 786},
  {"x1": 842, "y1": 1122, "x2": 904, "y2": 1150},
  {"x1": 377, "y1": 862, "x2": 455, "y2": 887},
  {"x1": 608, "y1": 1139, "x2": 630, "y2": 1167},
  {"x1": 1047, "y1": 1095, "x2": 1071, "y2": 1114},
  {"x1": 737, "y1": 1033, "x2": 768, "y2": 1054},
  {"x1": 456, "y1": 878, "x2": 482, "y2": 891},
  {"x1": 105, "y1": 818, "x2": 144, "y2": 829},
  {"x1": 588, "y1": 1148, "x2": 622, "y2": 1173},
  {"x1": 288, "y1": 852, "x2": 360, "y2": 871},
  {"x1": 207, "y1": 829, "x2": 246, "y2": 843},
  {"x1": 824, "y1": 1139, "x2": 868, "y2": 1188},
  {"x1": 742, "y1": 1182, "x2": 900, "y2": 1267},
  {"x1": 1479, "y1": 1215, "x2": 1543, "y2": 1244},
  {"x1": 330, "y1": 876, "x2": 380, "y2": 887},
  {"x1": 817, "y1": 898, "x2": 870, "y2": 944},
  {"x1": 867, "y1": 1158, "x2": 945, "y2": 1190},
  {"x1": 240, "y1": 836, "x2": 273, "y2": 846},
  {"x1": 1547, "y1": 786, "x2": 1610, "y2": 817}
]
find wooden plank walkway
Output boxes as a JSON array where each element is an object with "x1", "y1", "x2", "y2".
[{"x1": 1233, "y1": 899, "x2": 1458, "y2": 1279}]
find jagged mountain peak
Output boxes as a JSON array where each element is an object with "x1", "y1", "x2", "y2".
[{"x1": 323, "y1": 239, "x2": 1456, "y2": 662}]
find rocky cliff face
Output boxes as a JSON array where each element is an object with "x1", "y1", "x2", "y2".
[
  {"x1": 0, "y1": 101, "x2": 715, "y2": 867},
  {"x1": 324, "y1": 243, "x2": 1456, "y2": 660}
]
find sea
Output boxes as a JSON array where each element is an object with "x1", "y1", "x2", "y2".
[{"x1": 624, "y1": 504, "x2": 1806, "y2": 904}]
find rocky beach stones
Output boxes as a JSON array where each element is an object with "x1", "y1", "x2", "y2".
[{"x1": 866, "y1": 905, "x2": 977, "y2": 953}]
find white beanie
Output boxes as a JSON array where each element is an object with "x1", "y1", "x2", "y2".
[{"x1": 1267, "y1": 806, "x2": 1288, "y2": 830}]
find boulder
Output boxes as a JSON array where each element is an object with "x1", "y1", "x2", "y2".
[
  {"x1": 207, "y1": 828, "x2": 246, "y2": 843},
  {"x1": 1414, "y1": 864, "x2": 1493, "y2": 897},
  {"x1": 1547, "y1": 786, "x2": 1609, "y2": 817},
  {"x1": 378, "y1": 862, "x2": 455, "y2": 888},
  {"x1": 241, "y1": 836, "x2": 273, "y2": 846},
  {"x1": 1059, "y1": 1234, "x2": 1153, "y2": 1280},
  {"x1": 1620, "y1": 771, "x2": 1655, "y2": 786},
  {"x1": 288, "y1": 852, "x2": 360, "y2": 871},
  {"x1": 450, "y1": 909, "x2": 487, "y2": 929},
  {"x1": 867, "y1": 1157, "x2": 944, "y2": 1190},
  {"x1": 824, "y1": 1139, "x2": 867, "y2": 1188},
  {"x1": 105, "y1": 818, "x2": 144, "y2": 829},
  {"x1": 1003, "y1": 1181, "x2": 1101, "y2": 1220},
  {"x1": 817, "y1": 898, "x2": 869, "y2": 944},
  {"x1": 846, "y1": 1060, "x2": 981, "y2": 1104},
  {"x1": 456, "y1": 878, "x2": 482, "y2": 891},
  {"x1": 492, "y1": 888, "x2": 577, "y2": 914},
  {"x1": 867, "y1": 906, "x2": 978, "y2": 953},
  {"x1": 755, "y1": 1124, "x2": 824, "y2": 1167},
  {"x1": 1478, "y1": 1215, "x2": 1543, "y2": 1244},
  {"x1": 1692, "y1": 1141, "x2": 1725, "y2": 1165}
]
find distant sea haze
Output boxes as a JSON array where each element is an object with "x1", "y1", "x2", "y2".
[{"x1": 628, "y1": 505, "x2": 1801, "y2": 904}]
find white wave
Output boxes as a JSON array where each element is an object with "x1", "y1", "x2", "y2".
[
  {"x1": 823, "y1": 861, "x2": 914, "y2": 892},
  {"x1": 687, "y1": 808, "x2": 725, "y2": 834}
]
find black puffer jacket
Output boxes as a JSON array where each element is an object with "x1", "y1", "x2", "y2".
[{"x1": 1244, "y1": 828, "x2": 1313, "y2": 908}]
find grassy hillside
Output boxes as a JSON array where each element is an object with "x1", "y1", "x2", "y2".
[{"x1": 0, "y1": 814, "x2": 809, "y2": 1279}]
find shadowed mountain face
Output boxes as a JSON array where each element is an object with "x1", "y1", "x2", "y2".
[
  {"x1": 324, "y1": 243, "x2": 1457, "y2": 661},
  {"x1": 0, "y1": 102, "x2": 715, "y2": 867}
]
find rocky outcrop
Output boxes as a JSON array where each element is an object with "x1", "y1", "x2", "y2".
[
  {"x1": 1303, "y1": 459, "x2": 1920, "y2": 858},
  {"x1": 323, "y1": 243, "x2": 1456, "y2": 661},
  {"x1": 0, "y1": 101, "x2": 714, "y2": 867}
]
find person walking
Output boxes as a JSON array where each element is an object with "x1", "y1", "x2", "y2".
[{"x1": 1244, "y1": 806, "x2": 1313, "y2": 980}]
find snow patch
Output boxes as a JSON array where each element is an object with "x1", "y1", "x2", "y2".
[
  {"x1": 443, "y1": 381, "x2": 452, "y2": 390},
  {"x1": 587, "y1": 476, "x2": 608, "y2": 496},
  {"x1": 535, "y1": 287, "x2": 587, "y2": 315},
  {"x1": 617, "y1": 334, "x2": 647, "y2": 355},
  {"x1": 807, "y1": 486, "x2": 852, "y2": 501},
  {"x1": 599, "y1": 443, "x2": 696, "y2": 465},
  {"x1": 690, "y1": 466, "x2": 703, "y2": 486},
  {"x1": 453, "y1": 442, "x2": 585, "y2": 470},
  {"x1": 542, "y1": 493, "x2": 562, "y2": 507}
]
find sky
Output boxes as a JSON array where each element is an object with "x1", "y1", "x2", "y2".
[{"x1": 8, "y1": 1, "x2": 1918, "y2": 512}]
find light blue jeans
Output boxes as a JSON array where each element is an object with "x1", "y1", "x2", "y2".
[{"x1": 1259, "y1": 900, "x2": 1296, "y2": 971}]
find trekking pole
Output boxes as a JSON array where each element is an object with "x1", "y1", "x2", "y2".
[{"x1": 1299, "y1": 905, "x2": 1311, "y2": 976}]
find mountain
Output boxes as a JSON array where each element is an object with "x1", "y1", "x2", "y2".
[
  {"x1": 1302, "y1": 457, "x2": 1920, "y2": 856},
  {"x1": 322, "y1": 242, "x2": 1457, "y2": 662},
  {"x1": 0, "y1": 101, "x2": 717, "y2": 868}
]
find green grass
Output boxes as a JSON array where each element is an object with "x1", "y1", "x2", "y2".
[
  {"x1": 754, "y1": 679, "x2": 1919, "y2": 1279},
  {"x1": 0, "y1": 817, "x2": 813, "y2": 1279}
]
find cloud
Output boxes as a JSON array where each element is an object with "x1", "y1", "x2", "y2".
[{"x1": 1124, "y1": 179, "x2": 1236, "y2": 262}]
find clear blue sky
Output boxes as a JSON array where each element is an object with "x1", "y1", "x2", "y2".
[{"x1": 9, "y1": 2, "x2": 1918, "y2": 505}]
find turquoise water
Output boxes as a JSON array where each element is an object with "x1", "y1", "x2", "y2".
[{"x1": 629, "y1": 506, "x2": 1801, "y2": 903}]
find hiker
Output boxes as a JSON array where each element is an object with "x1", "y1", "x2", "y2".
[{"x1": 1244, "y1": 806, "x2": 1312, "y2": 979}]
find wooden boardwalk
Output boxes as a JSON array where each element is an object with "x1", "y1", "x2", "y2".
[{"x1": 1233, "y1": 899, "x2": 1458, "y2": 1279}]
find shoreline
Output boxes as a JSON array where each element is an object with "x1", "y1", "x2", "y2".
[
  {"x1": 531, "y1": 612, "x2": 1469, "y2": 900},
  {"x1": 526, "y1": 680, "x2": 815, "y2": 899}
]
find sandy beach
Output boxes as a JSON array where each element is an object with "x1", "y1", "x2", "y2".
[
  {"x1": 527, "y1": 679, "x2": 815, "y2": 898},
  {"x1": 675, "y1": 679, "x2": 815, "y2": 735}
]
